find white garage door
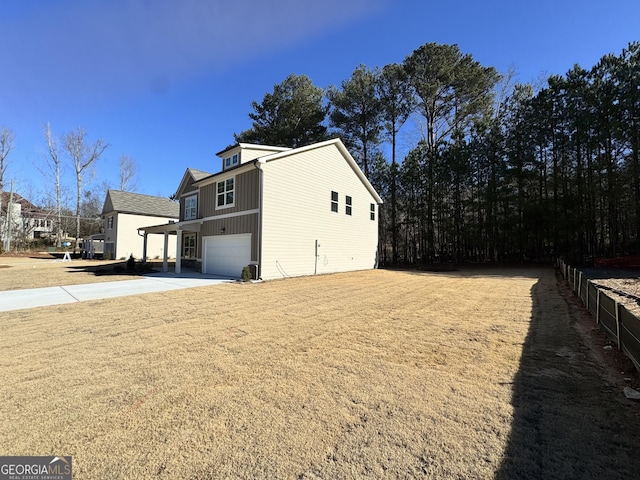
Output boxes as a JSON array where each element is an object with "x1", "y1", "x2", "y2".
[{"x1": 203, "y1": 234, "x2": 251, "y2": 277}]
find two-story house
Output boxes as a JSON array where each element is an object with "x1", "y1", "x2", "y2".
[
  {"x1": 140, "y1": 138, "x2": 383, "y2": 280},
  {"x1": 102, "y1": 190, "x2": 179, "y2": 260},
  {"x1": 1, "y1": 192, "x2": 55, "y2": 247}
]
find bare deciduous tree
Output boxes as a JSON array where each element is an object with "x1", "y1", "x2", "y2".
[
  {"x1": 63, "y1": 128, "x2": 108, "y2": 249},
  {"x1": 0, "y1": 127, "x2": 14, "y2": 191},
  {"x1": 118, "y1": 154, "x2": 138, "y2": 191},
  {"x1": 0, "y1": 127, "x2": 15, "y2": 243},
  {"x1": 41, "y1": 123, "x2": 65, "y2": 247}
]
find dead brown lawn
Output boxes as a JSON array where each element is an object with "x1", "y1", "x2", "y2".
[
  {"x1": 0, "y1": 256, "x2": 147, "y2": 291},
  {"x1": 1, "y1": 267, "x2": 639, "y2": 479}
]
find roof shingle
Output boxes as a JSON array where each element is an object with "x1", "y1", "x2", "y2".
[{"x1": 103, "y1": 190, "x2": 179, "y2": 218}]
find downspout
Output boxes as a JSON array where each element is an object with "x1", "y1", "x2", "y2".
[{"x1": 254, "y1": 160, "x2": 264, "y2": 280}]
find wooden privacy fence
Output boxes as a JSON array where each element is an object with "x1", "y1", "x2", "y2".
[{"x1": 558, "y1": 259, "x2": 640, "y2": 372}]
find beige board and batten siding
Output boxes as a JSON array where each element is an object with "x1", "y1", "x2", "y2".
[
  {"x1": 198, "y1": 168, "x2": 260, "y2": 262},
  {"x1": 198, "y1": 168, "x2": 259, "y2": 217},
  {"x1": 260, "y1": 142, "x2": 379, "y2": 280}
]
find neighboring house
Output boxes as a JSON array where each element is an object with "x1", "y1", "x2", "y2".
[
  {"x1": 102, "y1": 190, "x2": 179, "y2": 260},
  {"x1": 140, "y1": 139, "x2": 382, "y2": 279},
  {"x1": 0, "y1": 192, "x2": 55, "y2": 246}
]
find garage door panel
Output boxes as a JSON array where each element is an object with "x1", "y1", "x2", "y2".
[{"x1": 203, "y1": 234, "x2": 251, "y2": 277}]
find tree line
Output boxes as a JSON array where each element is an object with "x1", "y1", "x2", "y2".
[
  {"x1": 236, "y1": 41, "x2": 640, "y2": 265},
  {"x1": 5, "y1": 40, "x2": 638, "y2": 262}
]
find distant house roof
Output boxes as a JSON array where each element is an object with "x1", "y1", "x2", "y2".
[
  {"x1": 103, "y1": 190, "x2": 179, "y2": 218},
  {"x1": 0, "y1": 192, "x2": 47, "y2": 217}
]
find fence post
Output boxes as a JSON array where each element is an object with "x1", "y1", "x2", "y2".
[
  {"x1": 578, "y1": 272, "x2": 583, "y2": 302},
  {"x1": 596, "y1": 289, "x2": 601, "y2": 325},
  {"x1": 616, "y1": 302, "x2": 622, "y2": 349},
  {"x1": 585, "y1": 278, "x2": 589, "y2": 310},
  {"x1": 570, "y1": 267, "x2": 574, "y2": 289}
]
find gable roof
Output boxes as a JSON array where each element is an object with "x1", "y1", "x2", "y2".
[
  {"x1": 175, "y1": 167, "x2": 213, "y2": 198},
  {"x1": 215, "y1": 143, "x2": 290, "y2": 157},
  {"x1": 1, "y1": 192, "x2": 48, "y2": 217},
  {"x1": 260, "y1": 138, "x2": 383, "y2": 204},
  {"x1": 194, "y1": 138, "x2": 383, "y2": 204},
  {"x1": 103, "y1": 190, "x2": 179, "y2": 218},
  {"x1": 188, "y1": 168, "x2": 211, "y2": 181}
]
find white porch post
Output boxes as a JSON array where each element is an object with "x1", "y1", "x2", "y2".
[
  {"x1": 142, "y1": 233, "x2": 148, "y2": 263},
  {"x1": 162, "y1": 232, "x2": 169, "y2": 272},
  {"x1": 175, "y1": 229, "x2": 182, "y2": 274}
]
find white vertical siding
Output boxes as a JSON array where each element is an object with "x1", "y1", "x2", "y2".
[{"x1": 260, "y1": 143, "x2": 379, "y2": 280}]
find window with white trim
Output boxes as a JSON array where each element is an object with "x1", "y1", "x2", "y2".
[
  {"x1": 370, "y1": 203, "x2": 376, "y2": 221},
  {"x1": 183, "y1": 233, "x2": 196, "y2": 259},
  {"x1": 224, "y1": 153, "x2": 239, "y2": 169},
  {"x1": 331, "y1": 191, "x2": 338, "y2": 212},
  {"x1": 185, "y1": 195, "x2": 197, "y2": 220},
  {"x1": 217, "y1": 177, "x2": 235, "y2": 208},
  {"x1": 345, "y1": 195, "x2": 352, "y2": 216},
  {"x1": 107, "y1": 216, "x2": 113, "y2": 229}
]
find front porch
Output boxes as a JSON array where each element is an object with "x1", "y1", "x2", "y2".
[{"x1": 137, "y1": 220, "x2": 201, "y2": 274}]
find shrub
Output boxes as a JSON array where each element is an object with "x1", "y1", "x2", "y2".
[
  {"x1": 134, "y1": 261, "x2": 154, "y2": 273},
  {"x1": 126, "y1": 255, "x2": 135, "y2": 271},
  {"x1": 241, "y1": 266, "x2": 252, "y2": 282}
]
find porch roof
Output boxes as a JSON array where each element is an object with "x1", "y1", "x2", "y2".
[{"x1": 137, "y1": 220, "x2": 201, "y2": 235}]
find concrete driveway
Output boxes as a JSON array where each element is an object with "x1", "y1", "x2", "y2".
[{"x1": 0, "y1": 271, "x2": 236, "y2": 312}]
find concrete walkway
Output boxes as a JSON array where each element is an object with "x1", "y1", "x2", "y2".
[{"x1": 0, "y1": 272, "x2": 236, "y2": 313}]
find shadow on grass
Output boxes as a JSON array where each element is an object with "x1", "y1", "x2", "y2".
[
  {"x1": 495, "y1": 271, "x2": 640, "y2": 480},
  {"x1": 64, "y1": 261, "x2": 161, "y2": 277}
]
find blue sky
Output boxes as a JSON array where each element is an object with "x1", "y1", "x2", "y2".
[{"x1": 1, "y1": 0, "x2": 639, "y2": 203}]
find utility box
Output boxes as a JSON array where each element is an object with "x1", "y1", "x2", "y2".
[{"x1": 248, "y1": 263, "x2": 259, "y2": 280}]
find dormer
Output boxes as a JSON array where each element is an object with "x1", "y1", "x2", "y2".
[{"x1": 216, "y1": 143, "x2": 292, "y2": 171}]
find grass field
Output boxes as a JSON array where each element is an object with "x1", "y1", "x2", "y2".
[
  {"x1": 1, "y1": 259, "x2": 639, "y2": 479},
  {"x1": 0, "y1": 256, "x2": 149, "y2": 291}
]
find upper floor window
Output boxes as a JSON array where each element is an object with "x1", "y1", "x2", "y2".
[
  {"x1": 107, "y1": 216, "x2": 114, "y2": 229},
  {"x1": 331, "y1": 191, "x2": 338, "y2": 213},
  {"x1": 185, "y1": 195, "x2": 197, "y2": 220},
  {"x1": 217, "y1": 177, "x2": 235, "y2": 208},
  {"x1": 345, "y1": 196, "x2": 352, "y2": 216},
  {"x1": 224, "y1": 154, "x2": 239, "y2": 169},
  {"x1": 370, "y1": 203, "x2": 376, "y2": 221}
]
